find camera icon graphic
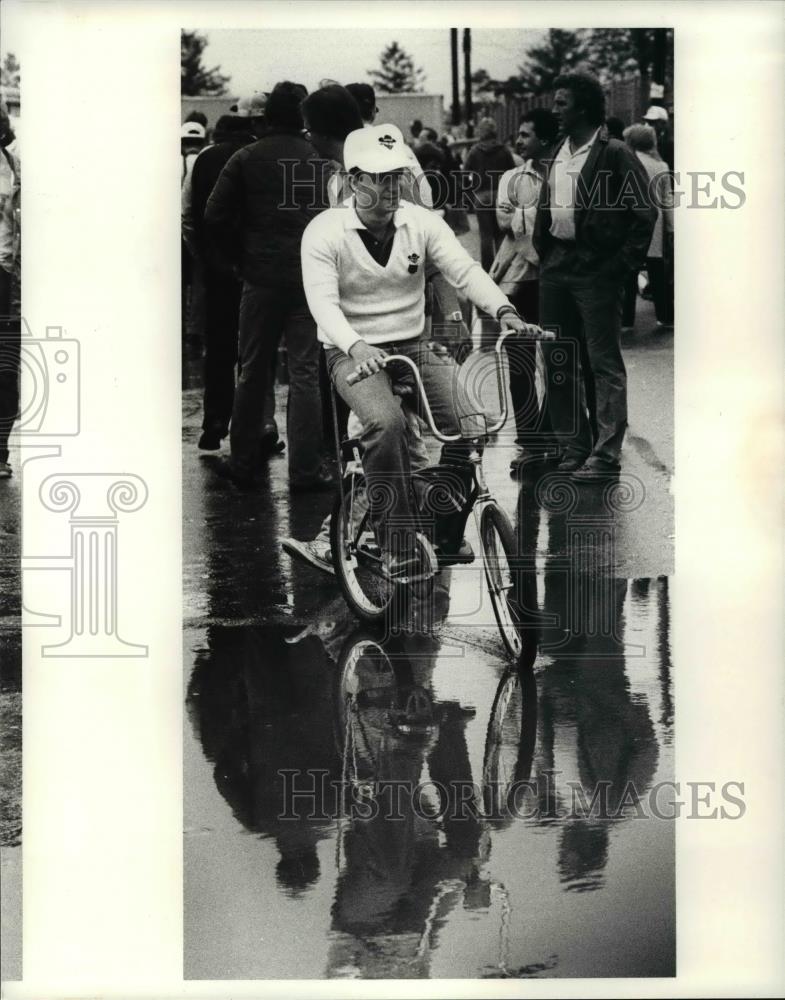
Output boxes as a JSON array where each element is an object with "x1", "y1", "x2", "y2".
[{"x1": 1, "y1": 318, "x2": 80, "y2": 437}]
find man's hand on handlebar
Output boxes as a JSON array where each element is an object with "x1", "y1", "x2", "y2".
[
  {"x1": 499, "y1": 312, "x2": 554, "y2": 341},
  {"x1": 347, "y1": 341, "x2": 389, "y2": 384}
]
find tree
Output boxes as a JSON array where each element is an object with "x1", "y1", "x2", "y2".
[
  {"x1": 368, "y1": 41, "x2": 426, "y2": 94},
  {"x1": 517, "y1": 29, "x2": 591, "y2": 95},
  {"x1": 586, "y1": 29, "x2": 673, "y2": 82},
  {"x1": 1, "y1": 52, "x2": 21, "y2": 88},
  {"x1": 180, "y1": 30, "x2": 231, "y2": 96}
]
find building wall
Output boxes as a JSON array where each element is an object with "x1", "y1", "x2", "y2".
[
  {"x1": 374, "y1": 93, "x2": 445, "y2": 137},
  {"x1": 181, "y1": 95, "x2": 239, "y2": 130}
]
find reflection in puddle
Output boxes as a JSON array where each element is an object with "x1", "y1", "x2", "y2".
[{"x1": 185, "y1": 568, "x2": 674, "y2": 979}]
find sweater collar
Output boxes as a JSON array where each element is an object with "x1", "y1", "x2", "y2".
[{"x1": 344, "y1": 198, "x2": 412, "y2": 232}]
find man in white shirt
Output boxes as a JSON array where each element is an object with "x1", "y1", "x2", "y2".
[
  {"x1": 301, "y1": 124, "x2": 531, "y2": 577},
  {"x1": 533, "y1": 73, "x2": 656, "y2": 479}
]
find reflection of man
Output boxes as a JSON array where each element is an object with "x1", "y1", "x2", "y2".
[
  {"x1": 534, "y1": 72, "x2": 656, "y2": 479},
  {"x1": 0, "y1": 101, "x2": 21, "y2": 479}
]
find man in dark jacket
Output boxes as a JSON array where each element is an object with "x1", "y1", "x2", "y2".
[
  {"x1": 533, "y1": 72, "x2": 656, "y2": 478},
  {"x1": 205, "y1": 82, "x2": 332, "y2": 490},
  {"x1": 463, "y1": 118, "x2": 515, "y2": 271},
  {"x1": 183, "y1": 113, "x2": 257, "y2": 450}
]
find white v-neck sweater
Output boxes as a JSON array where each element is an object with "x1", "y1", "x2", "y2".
[{"x1": 301, "y1": 200, "x2": 510, "y2": 355}]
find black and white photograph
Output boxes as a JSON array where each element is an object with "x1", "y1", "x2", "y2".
[
  {"x1": 1, "y1": 1, "x2": 783, "y2": 997},
  {"x1": 181, "y1": 24, "x2": 677, "y2": 981}
]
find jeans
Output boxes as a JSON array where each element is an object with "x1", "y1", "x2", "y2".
[
  {"x1": 230, "y1": 281, "x2": 323, "y2": 483},
  {"x1": 325, "y1": 339, "x2": 473, "y2": 549},
  {"x1": 0, "y1": 268, "x2": 20, "y2": 463},
  {"x1": 474, "y1": 189, "x2": 502, "y2": 273},
  {"x1": 505, "y1": 280, "x2": 557, "y2": 451},
  {"x1": 540, "y1": 248, "x2": 627, "y2": 466},
  {"x1": 202, "y1": 267, "x2": 241, "y2": 438}
]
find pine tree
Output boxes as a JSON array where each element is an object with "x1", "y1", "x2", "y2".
[
  {"x1": 180, "y1": 30, "x2": 231, "y2": 97},
  {"x1": 517, "y1": 29, "x2": 591, "y2": 95},
  {"x1": 368, "y1": 41, "x2": 426, "y2": 94}
]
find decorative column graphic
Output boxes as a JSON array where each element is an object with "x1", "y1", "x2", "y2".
[{"x1": 31, "y1": 473, "x2": 148, "y2": 657}]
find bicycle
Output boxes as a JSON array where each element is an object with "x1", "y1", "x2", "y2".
[{"x1": 329, "y1": 328, "x2": 554, "y2": 660}]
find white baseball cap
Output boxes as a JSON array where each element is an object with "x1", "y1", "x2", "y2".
[
  {"x1": 642, "y1": 105, "x2": 669, "y2": 122},
  {"x1": 344, "y1": 124, "x2": 411, "y2": 174},
  {"x1": 181, "y1": 121, "x2": 206, "y2": 139}
]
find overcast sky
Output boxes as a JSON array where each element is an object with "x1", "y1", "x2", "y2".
[{"x1": 198, "y1": 28, "x2": 545, "y2": 99}]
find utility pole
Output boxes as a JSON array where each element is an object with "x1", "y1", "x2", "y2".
[
  {"x1": 463, "y1": 27, "x2": 473, "y2": 136},
  {"x1": 450, "y1": 28, "x2": 461, "y2": 126}
]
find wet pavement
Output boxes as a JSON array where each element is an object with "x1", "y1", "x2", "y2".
[
  {"x1": 182, "y1": 295, "x2": 675, "y2": 979},
  {"x1": 0, "y1": 447, "x2": 22, "y2": 981}
]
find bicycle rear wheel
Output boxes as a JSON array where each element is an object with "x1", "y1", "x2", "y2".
[
  {"x1": 479, "y1": 503, "x2": 523, "y2": 660},
  {"x1": 330, "y1": 474, "x2": 396, "y2": 624}
]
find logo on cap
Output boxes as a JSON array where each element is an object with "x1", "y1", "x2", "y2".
[{"x1": 378, "y1": 134, "x2": 396, "y2": 149}]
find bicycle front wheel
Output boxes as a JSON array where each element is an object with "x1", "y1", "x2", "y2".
[
  {"x1": 330, "y1": 474, "x2": 396, "y2": 624},
  {"x1": 479, "y1": 503, "x2": 523, "y2": 660}
]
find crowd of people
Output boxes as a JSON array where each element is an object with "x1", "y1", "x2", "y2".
[
  {"x1": 181, "y1": 71, "x2": 670, "y2": 576},
  {"x1": 0, "y1": 99, "x2": 21, "y2": 480}
]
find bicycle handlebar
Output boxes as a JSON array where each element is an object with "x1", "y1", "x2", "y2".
[{"x1": 344, "y1": 328, "x2": 556, "y2": 443}]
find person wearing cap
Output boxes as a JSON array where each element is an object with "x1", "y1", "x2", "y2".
[
  {"x1": 641, "y1": 104, "x2": 673, "y2": 171},
  {"x1": 231, "y1": 91, "x2": 269, "y2": 139},
  {"x1": 181, "y1": 121, "x2": 207, "y2": 184},
  {"x1": 182, "y1": 113, "x2": 258, "y2": 451},
  {"x1": 533, "y1": 72, "x2": 656, "y2": 480},
  {"x1": 301, "y1": 123, "x2": 533, "y2": 578},
  {"x1": 205, "y1": 81, "x2": 334, "y2": 491}
]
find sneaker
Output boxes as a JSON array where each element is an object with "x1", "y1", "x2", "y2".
[
  {"x1": 281, "y1": 537, "x2": 335, "y2": 576},
  {"x1": 0, "y1": 461, "x2": 12, "y2": 479},
  {"x1": 198, "y1": 430, "x2": 223, "y2": 451},
  {"x1": 259, "y1": 430, "x2": 286, "y2": 459},
  {"x1": 572, "y1": 461, "x2": 621, "y2": 481}
]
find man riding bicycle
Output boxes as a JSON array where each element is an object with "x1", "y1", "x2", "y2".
[{"x1": 297, "y1": 124, "x2": 534, "y2": 579}]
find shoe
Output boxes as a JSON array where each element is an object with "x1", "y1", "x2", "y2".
[
  {"x1": 556, "y1": 455, "x2": 587, "y2": 473},
  {"x1": 0, "y1": 461, "x2": 12, "y2": 479},
  {"x1": 572, "y1": 461, "x2": 621, "y2": 481},
  {"x1": 509, "y1": 447, "x2": 559, "y2": 475},
  {"x1": 290, "y1": 467, "x2": 336, "y2": 493},
  {"x1": 213, "y1": 457, "x2": 259, "y2": 490},
  {"x1": 198, "y1": 430, "x2": 223, "y2": 451},
  {"x1": 281, "y1": 537, "x2": 335, "y2": 576},
  {"x1": 436, "y1": 536, "x2": 475, "y2": 565},
  {"x1": 259, "y1": 430, "x2": 286, "y2": 459}
]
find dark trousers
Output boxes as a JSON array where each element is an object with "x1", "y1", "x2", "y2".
[
  {"x1": 623, "y1": 256, "x2": 673, "y2": 327},
  {"x1": 505, "y1": 280, "x2": 557, "y2": 451},
  {"x1": 230, "y1": 281, "x2": 323, "y2": 483},
  {"x1": 0, "y1": 269, "x2": 20, "y2": 463},
  {"x1": 540, "y1": 248, "x2": 627, "y2": 466},
  {"x1": 202, "y1": 267, "x2": 241, "y2": 438},
  {"x1": 474, "y1": 190, "x2": 502, "y2": 272}
]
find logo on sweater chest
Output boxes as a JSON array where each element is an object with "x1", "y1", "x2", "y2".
[{"x1": 407, "y1": 252, "x2": 420, "y2": 274}]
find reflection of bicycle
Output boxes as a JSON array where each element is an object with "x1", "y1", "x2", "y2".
[
  {"x1": 481, "y1": 664, "x2": 538, "y2": 821},
  {"x1": 330, "y1": 330, "x2": 551, "y2": 659}
]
